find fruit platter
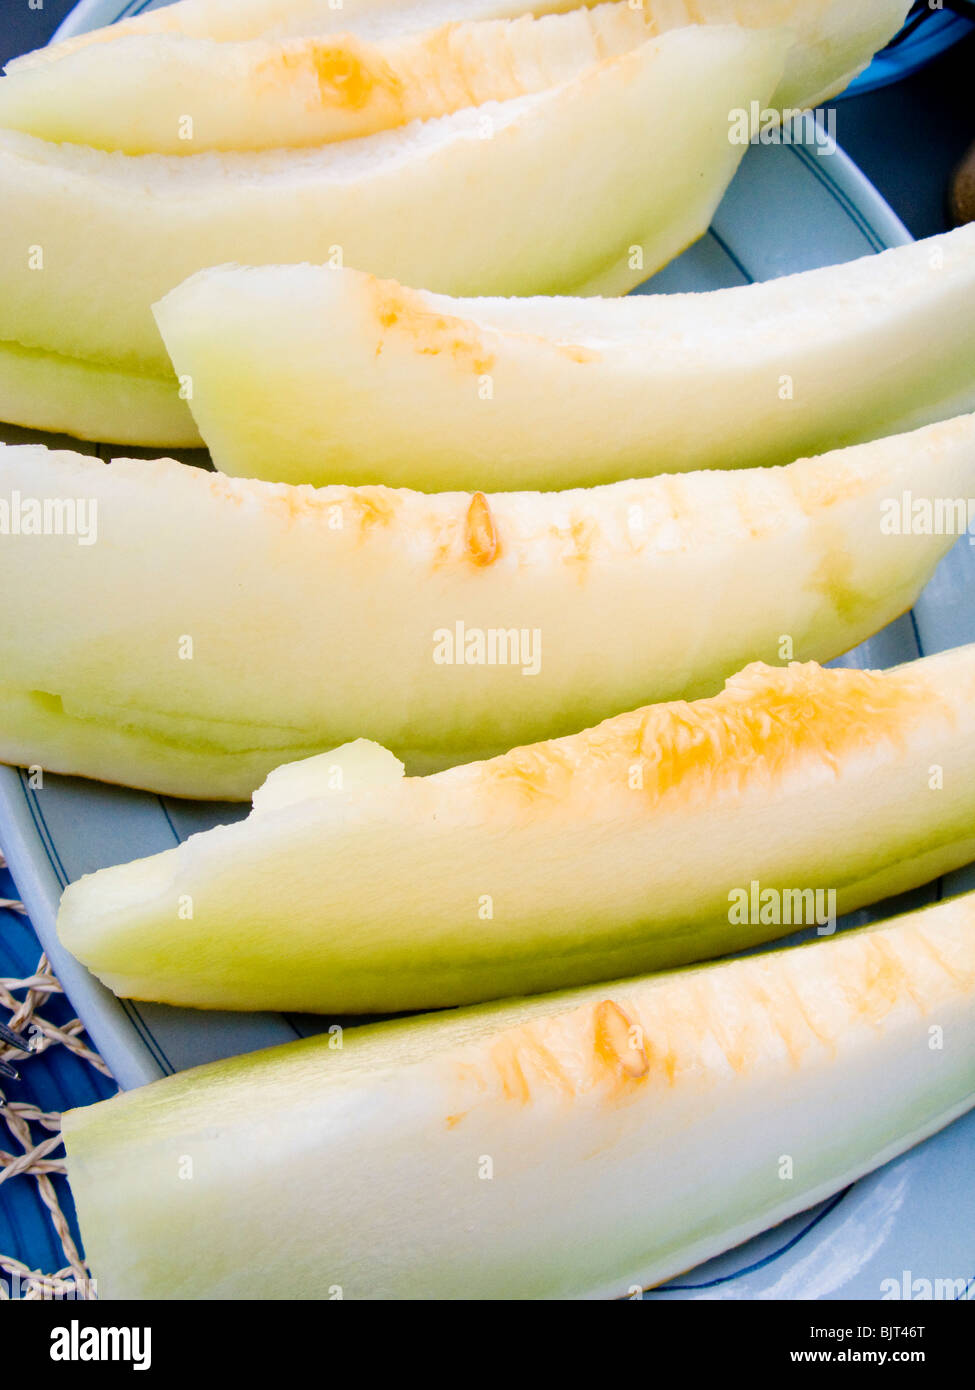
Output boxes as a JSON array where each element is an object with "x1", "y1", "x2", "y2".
[{"x1": 0, "y1": 0, "x2": 973, "y2": 1301}]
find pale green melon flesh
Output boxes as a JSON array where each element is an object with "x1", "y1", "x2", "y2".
[
  {"x1": 3, "y1": 415, "x2": 975, "y2": 799},
  {"x1": 8, "y1": 0, "x2": 912, "y2": 113},
  {"x1": 62, "y1": 893, "x2": 975, "y2": 1299},
  {"x1": 55, "y1": 644, "x2": 975, "y2": 1013},
  {"x1": 0, "y1": 27, "x2": 785, "y2": 385},
  {"x1": 0, "y1": 339, "x2": 199, "y2": 446},
  {"x1": 251, "y1": 738, "x2": 405, "y2": 811},
  {"x1": 157, "y1": 225, "x2": 975, "y2": 489},
  {"x1": 0, "y1": 0, "x2": 910, "y2": 154}
]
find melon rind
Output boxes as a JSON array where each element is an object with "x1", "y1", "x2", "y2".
[
  {"x1": 0, "y1": 339, "x2": 198, "y2": 447},
  {"x1": 61, "y1": 891, "x2": 975, "y2": 1298}
]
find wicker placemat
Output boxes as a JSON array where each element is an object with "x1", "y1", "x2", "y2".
[{"x1": 0, "y1": 850, "x2": 113, "y2": 1300}]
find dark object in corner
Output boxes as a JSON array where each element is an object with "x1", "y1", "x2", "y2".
[{"x1": 950, "y1": 140, "x2": 975, "y2": 226}]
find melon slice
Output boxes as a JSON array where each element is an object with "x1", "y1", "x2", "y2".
[
  {"x1": 2, "y1": 414, "x2": 974, "y2": 799},
  {"x1": 56, "y1": 642, "x2": 975, "y2": 1014},
  {"x1": 0, "y1": 6, "x2": 667, "y2": 155},
  {"x1": 10, "y1": 0, "x2": 912, "y2": 114},
  {"x1": 157, "y1": 225, "x2": 975, "y2": 490},
  {"x1": 0, "y1": 27, "x2": 785, "y2": 386},
  {"x1": 62, "y1": 891, "x2": 975, "y2": 1299}
]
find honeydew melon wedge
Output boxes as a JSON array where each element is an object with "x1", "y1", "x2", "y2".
[
  {"x1": 0, "y1": 6, "x2": 666, "y2": 155},
  {"x1": 3, "y1": 414, "x2": 975, "y2": 799},
  {"x1": 63, "y1": 891, "x2": 975, "y2": 1299},
  {"x1": 56, "y1": 641, "x2": 975, "y2": 1014},
  {"x1": 10, "y1": 0, "x2": 912, "y2": 115},
  {"x1": 0, "y1": 27, "x2": 786, "y2": 387},
  {"x1": 158, "y1": 225, "x2": 975, "y2": 490}
]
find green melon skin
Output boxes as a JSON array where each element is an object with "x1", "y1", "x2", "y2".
[
  {"x1": 0, "y1": 0, "x2": 911, "y2": 155},
  {"x1": 0, "y1": 339, "x2": 199, "y2": 447},
  {"x1": 61, "y1": 892, "x2": 975, "y2": 1299},
  {"x1": 0, "y1": 25, "x2": 785, "y2": 391},
  {"x1": 55, "y1": 642, "x2": 975, "y2": 1014},
  {"x1": 0, "y1": 685, "x2": 329, "y2": 805},
  {"x1": 3, "y1": 414, "x2": 975, "y2": 800},
  {"x1": 157, "y1": 225, "x2": 975, "y2": 490},
  {"x1": 8, "y1": 0, "x2": 911, "y2": 115}
]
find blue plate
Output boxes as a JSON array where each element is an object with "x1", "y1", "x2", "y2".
[
  {"x1": 0, "y1": 0, "x2": 972, "y2": 1300},
  {"x1": 843, "y1": 10, "x2": 975, "y2": 97}
]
